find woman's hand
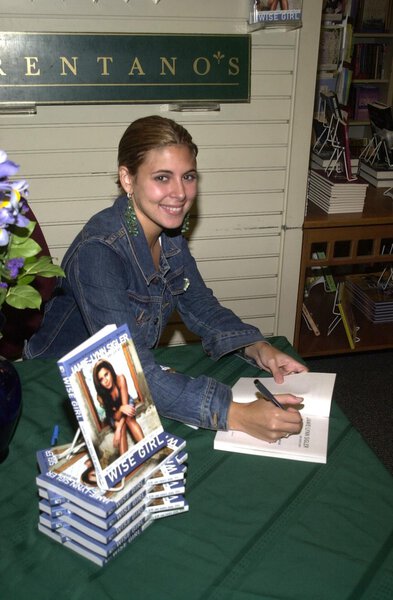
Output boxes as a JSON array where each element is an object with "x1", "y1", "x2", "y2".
[
  {"x1": 227, "y1": 394, "x2": 303, "y2": 442},
  {"x1": 243, "y1": 341, "x2": 308, "y2": 383},
  {"x1": 119, "y1": 404, "x2": 136, "y2": 418}
]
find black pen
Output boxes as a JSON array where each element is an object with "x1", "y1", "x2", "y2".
[{"x1": 253, "y1": 378, "x2": 284, "y2": 410}]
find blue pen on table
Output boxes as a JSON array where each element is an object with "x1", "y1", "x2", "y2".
[
  {"x1": 253, "y1": 379, "x2": 285, "y2": 410},
  {"x1": 51, "y1": 424, "x2": 59, "y2": 446}
]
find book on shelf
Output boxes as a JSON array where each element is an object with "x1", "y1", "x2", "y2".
[
  {"x1": 358, "y1": 160, "x2": 393, "y2": 179},
  {"x1": 336, "y1": 282, "x2": 359, "y2": 349},
  {"x1": 322, "y1": 0, "x2": 345, "y2": 24},
  {"x1": 307, "y1": 169, "x2": 368, "y2": 213},
  {"x1": 351, "y1": 85, "x2": 380, "y2": 121},
  {"x1": 345, "y1": 271, "x2": 393, "y2": 323},
  {"x1": 357, "y1": 170, "x2": 393, "y2": 187},
  {"x1": 57, "y1": 323, "x2": 167, "y2": 491},
  {"x1": 214, "y1": 373, "x2": 336, "y2": 464},
  {"x1": 352, "y1": 43, "x2": 386, "y2": 81},
  {"x1": 356, "y1": 0, "x2": 391, "y2": 33},
  {"x1": 318, "y1": 26, "x2": 344, "y2": 71},
  {"x1": 310, "y1": 150, "x2": 359, "y2": 169}
]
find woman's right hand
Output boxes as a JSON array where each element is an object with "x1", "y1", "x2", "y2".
[
  {"x1": 227, "y1": 394, "x2": 303, "y2": 442},
  {"x1": 119, "y1": 404, "x2": 136, "y2": 418}
]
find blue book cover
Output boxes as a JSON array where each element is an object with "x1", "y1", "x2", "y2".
[
  {"x1": 57, "y1": 324, "x2": 167, "y2": 490},
  {"x1": 36, "y1": 432, "x2": 187, "y2": 519},
  {"x1": 39, "y1": 510, "x2": 151, "y2": 558},
  {"x1": 38, "y1": 517, "x2": 153, "y2": 567},
  {"x1": 39, "y1": 496, "x2": 147, "y2": 544}
]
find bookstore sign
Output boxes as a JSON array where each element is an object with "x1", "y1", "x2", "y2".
[{"x1": 0, "y1": 32, "x2": 251, "y2": 105}]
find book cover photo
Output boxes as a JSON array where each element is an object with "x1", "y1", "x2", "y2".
[
  {"x1": 57, "y1": 324, "x2": 168, "y2": 490},
  {"x1": 214, "y1": 372, "x2": 337, "y2": 464}
]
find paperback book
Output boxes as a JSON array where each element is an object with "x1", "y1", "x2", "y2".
[
  {"x1": 57, "y1": 324, "x2": 167, "y2": 490},
  {"x1": 214, "y1": 373, "x2": 336, "y2": 464},
  {"x1": 36, "y1": 433, "x2": 187, "y2": 521},
  {"x1": 38, "y1": 520, "x2": 152, "y2": 567}
]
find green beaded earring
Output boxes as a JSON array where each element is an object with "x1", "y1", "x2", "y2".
[
  {"x1": 125, "y1": 193, "x2": 139, "y2": 237},
  {"x1": 181, "y1": 213, "x2": 190, "y2": 235}
]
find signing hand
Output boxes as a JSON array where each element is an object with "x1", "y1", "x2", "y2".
[{"x1": 227, "y1": 393, "x2": 303, "y2": 442}]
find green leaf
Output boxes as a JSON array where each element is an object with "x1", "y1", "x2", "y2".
[
  {"x1": 5, "y1": 285, "x2": 42, "y2": 310},
  {"x1": 8, "y1": 237, "x2": 42, "y2": 259},
  {"x1": 23, "y1": 256, "x2": 65, "y2": 278}
]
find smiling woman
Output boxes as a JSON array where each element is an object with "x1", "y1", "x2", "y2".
[{"x1": 24, "y1": 115, "x2": 307, "y2": 442}]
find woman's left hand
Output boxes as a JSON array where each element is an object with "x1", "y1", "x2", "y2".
[{"x1": 243, "y1": 341, "x2": 308, "y2": 383}]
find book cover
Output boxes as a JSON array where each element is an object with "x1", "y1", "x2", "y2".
[
  {"x1": 358, "y1": 160, "x2": 393, "y2": 179},
  {"x1": 353, "y1": 85, "x2": 380, "y2": 121},
  {"x1": 336, "y1": 282, "x2": 359, "y2": 349},
  {"x1": 357, "y1": 170, "x2": 393, "y2": 187},
  {"x1": 357, "y1": 0, "x2": 390, "y2": 32},
  {"x1": 318, "y1": 27, "x2": 343, "y2": 71},
  {"x1": 39, "y1": 495, "x2": 147, "y2": 544},
  {"x1": 39, "y1": 510, "x2": 151, "y2": 558},
  {"x1": 38, "y1": 517, "x2": 153, "y2": 567},
  {"x1": 36, "y1": 432, "x2": 186, "y2": 519},
  {"x1": 214, "y1": 373, "x2": 337, "y2": 464},
  {"x1": 249, "y1": 1, "x2": 302, "y2": 27},
  {"x1": 58, "y1": 324, "x2": 167, "y2": 490}
]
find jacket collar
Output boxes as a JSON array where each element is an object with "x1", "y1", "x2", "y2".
[{"x1": 116, "y1": 195, "x2": 182, "y2": 285}]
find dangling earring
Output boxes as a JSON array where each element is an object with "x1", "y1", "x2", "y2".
[
  {"x1": 125, "y1": 192, "x2": 139, "y2": 237},
  {"x1": 181, "y1": 213, "x2": 190, "y2": 235}
]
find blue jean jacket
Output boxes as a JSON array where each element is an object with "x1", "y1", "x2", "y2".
[{"x1": 24, "y1": 195, "x2": 265, "y2": 430}]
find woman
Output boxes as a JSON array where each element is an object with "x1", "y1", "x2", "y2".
[
  {"x1": 24, "y1": 115, "x2": 306, "y2": 442},
  {"x1": 92, "y1": 359, "x2": 144, "y2": 455}
]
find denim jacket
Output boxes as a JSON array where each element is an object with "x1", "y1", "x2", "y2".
[{"x1": 24, "y1": 195, "x2": 265, "y2": 430}]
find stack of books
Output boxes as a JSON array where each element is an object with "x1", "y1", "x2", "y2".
[
  {"x1": 345, "y1": 272, "x2": 393, "y2": 324},
  {"x1": 357, "y1": 160, "x2": 393, "y2": 188},
  {"x1": 36, "y1": 324, "x2": 189, "y2": 566},
  {"x1": 310, "y1": 150, "x2": 359, "y2": 173},
  {"x1": 307, "y1": 169, "x2": 368, "y2": 213}
]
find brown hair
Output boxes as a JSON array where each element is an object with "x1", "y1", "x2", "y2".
[{"x1": 117, "y1": 115, "x2": 198, "y2": 188}]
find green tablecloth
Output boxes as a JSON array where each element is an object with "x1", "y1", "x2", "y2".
[{"x1": 1, "y1": 338, "x2": 392, "y2": 600}]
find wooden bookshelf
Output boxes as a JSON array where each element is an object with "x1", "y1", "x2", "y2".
[{"x1": 294, "y1": 187, "x2": 393, "y2": 357}]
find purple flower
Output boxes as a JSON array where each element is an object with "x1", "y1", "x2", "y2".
[
  {"x1": 0, "y1": 151, "x2": 19, "y2": 179},
  {"x1": 0, "y1": 282, "x2": 8, "y2": 289},
  {"x1": 6, "y1": 257, "x2": 25, "y2": 279},
  {"x1": 0, "y1": 226, "x2": 10, "y2": 246}
]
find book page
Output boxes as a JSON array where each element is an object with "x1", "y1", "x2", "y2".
[{"x1": 232, "y1": 372, "x2": 336, "y2": 417}]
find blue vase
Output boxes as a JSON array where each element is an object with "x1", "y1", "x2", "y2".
[{"x1": 0, "y1": 356, "x2": 22, "y2": 463}]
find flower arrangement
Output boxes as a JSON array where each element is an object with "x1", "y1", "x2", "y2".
[{"x1": 0, "y1": 150, "x2": 64, "y2": 313}]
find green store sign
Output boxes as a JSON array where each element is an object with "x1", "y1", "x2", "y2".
[{"x1": 0, "y1": 32, "x2": 251, "y2": 105}]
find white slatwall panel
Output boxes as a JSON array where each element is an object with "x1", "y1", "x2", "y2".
[{"x1": 0, "y1": 0, "x2": 322, "y2": 344}]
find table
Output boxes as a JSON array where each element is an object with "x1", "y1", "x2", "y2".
[{"x1": 2, "y1": 338, "x2": 393, "y2": 600}]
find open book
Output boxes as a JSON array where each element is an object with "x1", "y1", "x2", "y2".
[{"x1": 214, "y1": 372, "x2": 336, "y2": 464}]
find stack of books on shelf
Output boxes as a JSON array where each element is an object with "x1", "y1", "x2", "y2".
[
  {"x1": 307, "y1": 169, "x2": 368, "y2": 214},
  {"x1": 345, "y1": 271, "x2": 393, "y2": 324},
  {"x1": 36, "y1": 323, "x2": 189, "y2": 566},
  {"x1": 358, "y1": 160, "x2": 393, "y2": 188},
  {"x1": 310, "y1": 149, "x2": 359, "y2": 172}
]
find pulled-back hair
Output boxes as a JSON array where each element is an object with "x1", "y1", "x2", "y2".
[{"x1": 117, "y1": 115, "x2": 198, "y2": 189}]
